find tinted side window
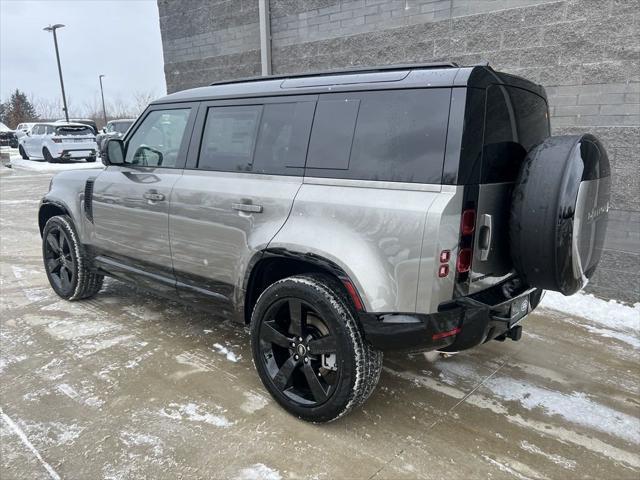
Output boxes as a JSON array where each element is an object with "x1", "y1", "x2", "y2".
[
  {"x1": 253, "y1": 102, "x2": 315, "y2": 175},
  {"x1": 306, "y1": 99, "x2": 360, "y2": 170},
  {"x1": 306, "y1": 89, "x2": 450, "y2": 184},
  {"x1": 482, "y1": 85, "x2": 549, "y2": 183},
  {"x1": 198, "y1": 106, "x2": 261, "y2": 172}
]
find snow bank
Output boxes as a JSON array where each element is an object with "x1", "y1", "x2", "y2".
[
  {"x1": 540, "y1": 291, "x2": 639, "y2": 332},
  {"x1": 9, "y1": 156, "x2": 103, "y2": 172}
]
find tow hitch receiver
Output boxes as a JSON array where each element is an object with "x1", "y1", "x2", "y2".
[{"x1": 495, "y1": 325, "x2": 522, "y2": 342}]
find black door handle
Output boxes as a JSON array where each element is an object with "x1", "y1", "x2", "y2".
[{"x1": 143, "y1": 191, "x2": 165, "y2": 202}]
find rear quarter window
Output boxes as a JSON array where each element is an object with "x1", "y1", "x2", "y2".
[
  {"x1": 305, "y1": 89, "x2": 451, "y2": 184},
  {"x1": 481, "y1": 85, "x2": 549, "y2": 183}
]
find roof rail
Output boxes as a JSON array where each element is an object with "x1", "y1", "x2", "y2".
[{"x1": 208, "y1": 62, "x2": 459, "y2": 87}]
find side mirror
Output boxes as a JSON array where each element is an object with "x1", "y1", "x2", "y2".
[
  {"x1": 103, "y1": 138, "x2": 125, "y2": 166},
  {"x1": 26, "y1": 131, "x2": 31, "y2": 136},
  {"x1": 102, "y1": 127, "x2": 107, "y2": 133},
  {"x1": 132, "y1": 145, "x2": 163, "y2": 167}
]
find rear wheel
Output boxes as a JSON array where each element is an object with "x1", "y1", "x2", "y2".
[
  {"x1": 18, "y1": 145, "x2": 29, "y2": 160},
  {"x1": 43, "y1": 147, "x2": 58, "y2": 163},
  {"x1": 250, "y1": 274, "x2": 382, "y2": 423},
  {"x1": 42, "y1": 215, "x2": 104, "y2": 300}
]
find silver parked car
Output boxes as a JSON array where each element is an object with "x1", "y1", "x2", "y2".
[
  {"x1": 96, "y1": 119, "x2": 135, "y2": 151},
  {"x1": 38, "y1": 63, "x2": 611, "y2": 422}
]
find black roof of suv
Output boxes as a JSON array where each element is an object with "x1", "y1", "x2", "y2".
[{"x1": 153, "y1": 63, "x2": 546, "y2": 105}]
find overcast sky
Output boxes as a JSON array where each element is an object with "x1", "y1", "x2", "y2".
[{"x1": 0, "y1": 0, "x2": 166, "y2": 115}]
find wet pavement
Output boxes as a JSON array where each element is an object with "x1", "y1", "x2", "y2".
[{"x1": 1, "y1": 167, "x2": 638, "y2": 480}]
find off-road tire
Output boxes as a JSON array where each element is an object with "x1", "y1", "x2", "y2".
[
  {"x1": 42, "y1": 215, "x2": 104, "y2": 301},
  {"x1": 250, "y1": 273, "x2": 383, "y2": 423}
]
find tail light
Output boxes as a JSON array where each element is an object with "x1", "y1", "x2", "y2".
[
  {"x1": 456, "y1": 248, "x2": 472, "y2": 273},
  {"x1": 341, "y1": 278, "x2": 364, "y2": 311},
  {"x1": 456, "y1": 206, "x2": 476, "y2": 282},
  {"x1": 461, "y1": 209, "x2": 476, "y2": 235},
  {"x1": 52, "y1": 137, "x2": 62, "y2": 143}
]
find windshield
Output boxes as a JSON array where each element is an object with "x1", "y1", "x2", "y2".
[{"x1": 56, "y1": 126, "x2": 93, "y2": 136}]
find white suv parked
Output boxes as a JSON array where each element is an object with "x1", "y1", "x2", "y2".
[
  {"x1": 19, "y1": 123, "x2": 98, "y2": 163},
  {"x1": 15, "y1": 122, "x2": 36, "y2": 141}
]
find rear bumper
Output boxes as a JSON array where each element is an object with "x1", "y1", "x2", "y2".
[
  {"x1": 359, "y1": 282, "x2": 544, "y2": 352},
  {"x1": 59, "y1": 148, "x2": 97, "y2": 160}
]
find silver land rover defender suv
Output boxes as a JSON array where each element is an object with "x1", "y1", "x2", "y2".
[{"x1": 38, "y1": 63, "x2": 611, "y2": 422}]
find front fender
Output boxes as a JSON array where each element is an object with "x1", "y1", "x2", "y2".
[{"x1": 40, "y1": 169, "x2": 101, "y2": 243}]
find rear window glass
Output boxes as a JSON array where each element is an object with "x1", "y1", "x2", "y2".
[
  {"x1": 482, "y1": 85, "x2": 549, "y2": 183},
  {"x1": 56, "y1": 126, "x2": 93, "y2": 136},
  {"x1": 306, "y1": 89, "x2": 450, "y2": 184}
]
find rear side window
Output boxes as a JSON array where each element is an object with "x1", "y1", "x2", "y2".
[
  {"x1": 482, "y1": 85, "x2": 549, "y2": 183},
  {"x1": 306, "y1": 89, "x2": 450, "y2": 184},
  {"x1": 197, "y1": 102, "x2": 314, "y2": 175},
  {"x1": 253, "y1": 102, "x2": 315, "y2": 175},
  {"x1": 199, "y1": 106, "x2": 261, "y2": 172}
]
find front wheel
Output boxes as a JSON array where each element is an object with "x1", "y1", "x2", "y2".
[
  {"x1": 42, "y1": 215, "x2": 104, "y2": 300},
  {"x1": 18, "y1": 145, "x2": 29, "y2": 160},
  {"x1": 250, "y1": 274, "x2": 382, "y2": 423}
]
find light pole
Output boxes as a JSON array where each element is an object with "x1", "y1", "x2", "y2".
[
  {"x1": 43, "y1": 24, "x2": 69, "y2": 123},
  {"x1": 99, "y1": 74, "x2": 107, "y2": 126}
]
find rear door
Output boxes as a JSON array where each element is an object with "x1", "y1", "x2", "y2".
[
  {"x1": 169, "y1": 96, "x2": 316, "y2": 309},
  {"x1": 470, "y1": 85, "x2": 550, "y2": 292},
  {"x1": 91, "y1": 104, "x2": 197, "y2": 294}
]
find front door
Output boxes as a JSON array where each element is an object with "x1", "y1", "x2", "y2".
[
  {"x1": 25, "y1": 124, "x2": 43, "y2": 157},
  {"x1": 91, "y1": 105, "x2": 197, "y2": 294}
]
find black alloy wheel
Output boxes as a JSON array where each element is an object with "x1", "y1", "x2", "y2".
[
  {"x1": 41, "y1": 215, "x2": 104, "y2": 301},
  {"x1": 258, "y1": 297, "x2": 339, "y2": 407},
  {"x1": 44, "y1": 224, "x2": 75, "y2": 295},
  {"x1": 250, "y1": 274, "x2": 383, "y2": 423}
]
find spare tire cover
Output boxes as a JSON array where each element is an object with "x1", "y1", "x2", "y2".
[{"x1": 510, "y1": 134, "x2": 611, "y2": 296}]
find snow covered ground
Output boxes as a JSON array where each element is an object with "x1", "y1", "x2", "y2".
[
  {"x1": 540, "y1": 291, "x2": 640, "y2": 349},
  {"x1": 5, "y1": 150, "x2": 103, "y2": 172}
]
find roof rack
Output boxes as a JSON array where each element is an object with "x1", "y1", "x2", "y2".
[{"x1": 208, "y1": 62, "x2": 459, "y2": 87}]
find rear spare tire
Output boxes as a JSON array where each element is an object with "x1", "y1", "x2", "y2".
[{"x1": 510, "y1": 134, "x2": 610, "y2": 296}]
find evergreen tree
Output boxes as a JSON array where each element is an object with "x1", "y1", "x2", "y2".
[{"x1": 4, "y1": 90, "x2": 38, "y2": 128}]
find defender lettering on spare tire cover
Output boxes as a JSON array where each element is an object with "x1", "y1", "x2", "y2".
[{"x1": 510, "y1": 134, "x2": 611, "y2": 296}]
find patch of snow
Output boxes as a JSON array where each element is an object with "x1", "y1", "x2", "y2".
[
  {"x1": 213, "y1": 342, "x2": 241, "y2": 362},
  {"x1": 481, "y1": 455, "x2": 536, "y2": 480},
  {"x1": 10, "y1": 157, "x2": 103, "y2": 172},
  {"x1": 520, "y1": 440, "x2": 576, "y2": 470},
  {"x1": 0, "y1": 408, "x2": 63, "y2": 480},
  {"x1": 45, "y1": 319, "x2": 120, "y2": 340},
  {"x1": 0, "y1": 354, "x2": 27, "y2": 373},
  {"x1": 484, "y1": 376, "x2": 640, "y2": 445},
  {"x1": 159, "y1": 402, "x2": 233, "y2": 428},
  {"x1": 234, "y1": 464, "x2": 282, "y2": 480},
  {"x1": 541, "y1": 291, "x2": 639, "y2": 331},
  {"x1": 120, "y1": 431, "x2": 164, "y2": 458},
  {"x1": 240, "y1": 391, "x2": 269, "y2": 414}
]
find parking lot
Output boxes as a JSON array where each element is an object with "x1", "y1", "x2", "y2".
[{"x1": 1, "y1": 162, "x2": 639, "y2": 480}]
